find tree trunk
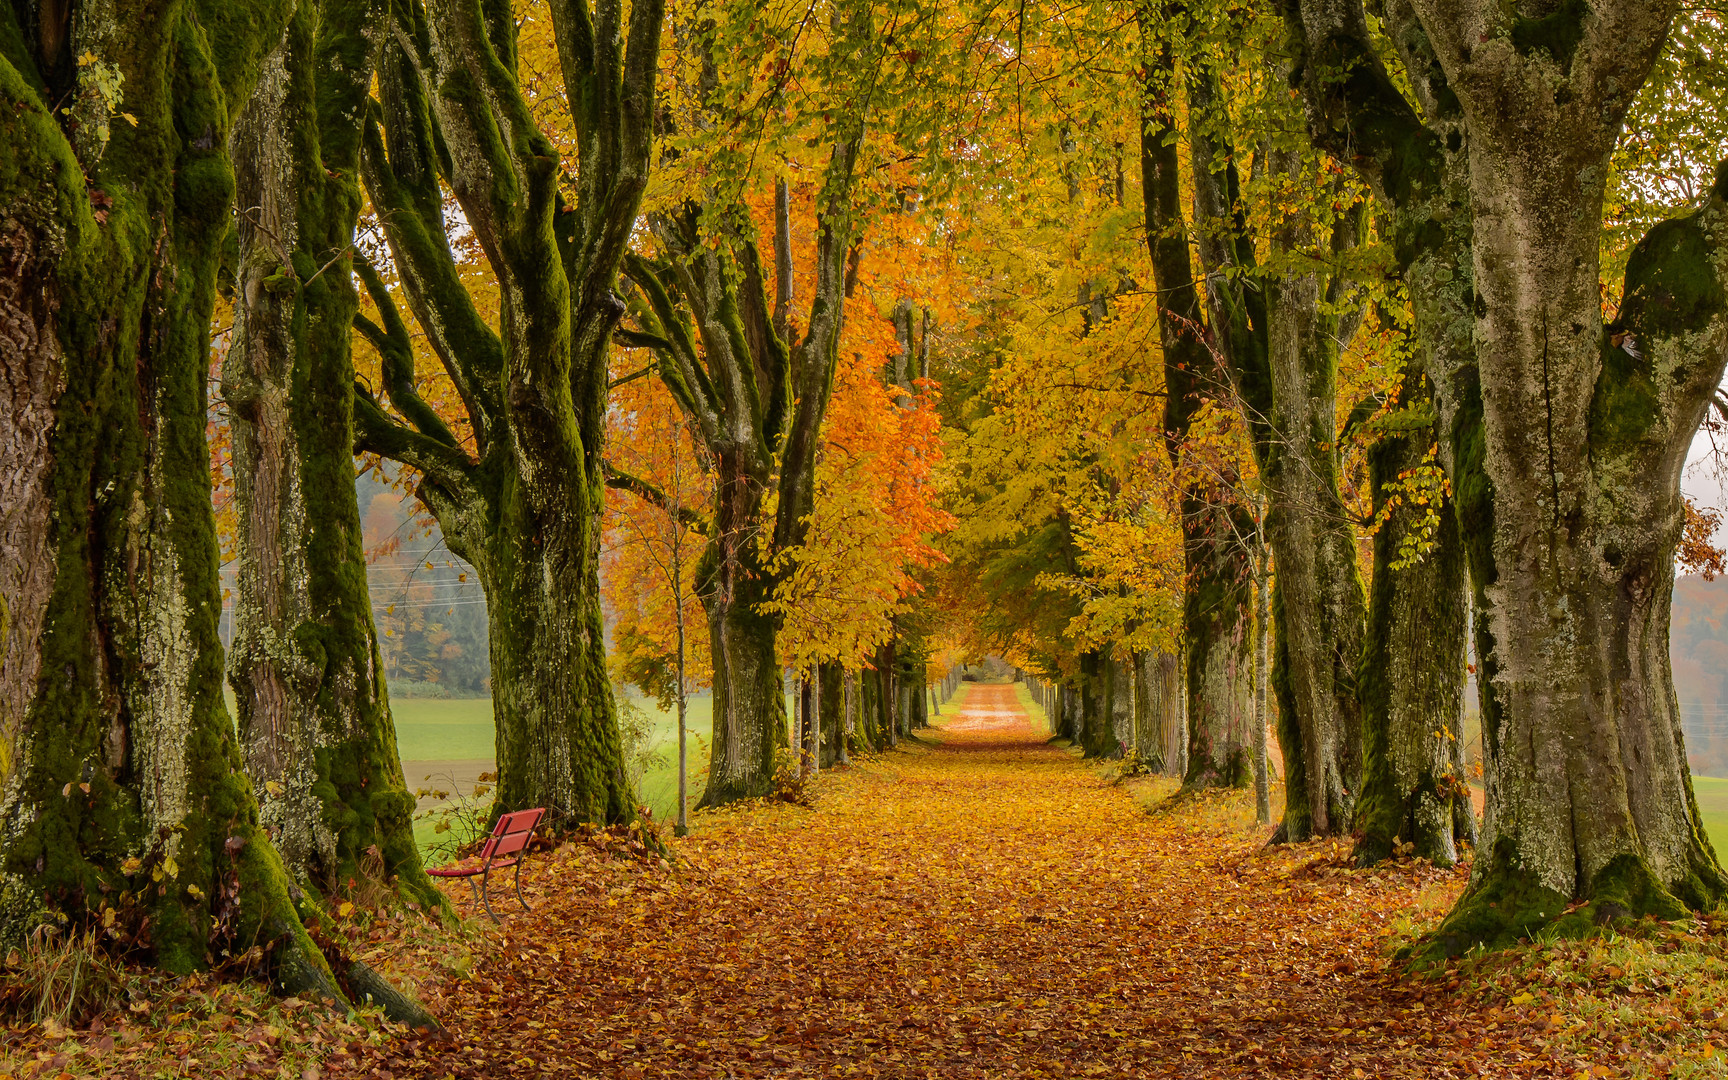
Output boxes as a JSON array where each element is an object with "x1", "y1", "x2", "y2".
[
  {"x1": 803, "y1": 673, "x2": 819, "y2": 775},
  {"x1": 1110, "y1": 653, "x2": 1134, "y2": 756},
  {"x1": 1385, "y1": 1, "x2": 1728, "y2": 948},
  {"x1": 1184, "y1": 64, "x2": 1368, "y2": 833},
  {"x1": 1137, "y1": 31, "x2": 1254, "y2": 792},
  {"x1": 1274, "y1": 0, "x2": 1484, "y2": 868},
  {"x1": 1077, "y1": 651, "x2": 1113, "y2": 758},
  {"x1": 1182, "y1": 515, "x2": 1255, "y2": 789},
  {"x1": 1253, "y1": 555, "x2": 1273, "y2": 825},
  {"x1": 838, "y1": 670, "x2": 854, "y2": 766},
  {"x1": 225, "y1": 0, "x2": 439, "y2": 910},
  {"x1": 0, "y1": 0, "x2": 346, "y2": 997},
  {"x1": 819, "y1": 663, "x2": 844, "y2": 768},
  {"x1": 1354, "y1": 375, "x2": 1473, "y2": 867},
  {"x1": 1260, "y1": 258, "x2": 1368, "y2": 838}
]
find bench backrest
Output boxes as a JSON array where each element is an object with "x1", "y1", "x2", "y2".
[{"x1": 480, "y1": 808, "x2": 545, "y2": 863}]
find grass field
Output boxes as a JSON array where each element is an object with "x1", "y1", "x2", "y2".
[
  {"x1": 1695, "y1": 776, "x2": 1728, "y2": 856},
  {"x1": 391, "y1": 693, "x2": 739, "y2": 856}
]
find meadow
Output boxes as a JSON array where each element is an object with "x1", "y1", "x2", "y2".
[{"x1": 393, "y1": 692, "x2": 727, "y2": 860}]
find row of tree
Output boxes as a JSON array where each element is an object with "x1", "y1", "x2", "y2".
[
  {"x1": 0, "y1": 0, "x2": 972, "y2": 1004},
  {"x1": 925, "y1": 0, "x2": 1728, "y2": 954},
  {"x1": 2, "y1": 0, "x2": 1726, "y2": 1004}
]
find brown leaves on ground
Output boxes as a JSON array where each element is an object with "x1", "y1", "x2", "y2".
[{"x1": 10, "y1": 683, "x2": 1728, "y2": 1077}]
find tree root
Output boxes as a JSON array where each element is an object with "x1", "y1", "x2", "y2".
[
  {"x1": 344, "y1": 960, "x2": 444, "y2": 1031},
  {"x1": 1412, "y1": 844, "x2": 1700, "y2": 966}
]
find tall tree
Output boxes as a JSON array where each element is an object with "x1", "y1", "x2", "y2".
[
  {"x1": 353, "y1": 0, "x2": 664, "y2": 826},
  {"x1": 0, "y1": 0, "x2": 349, "y2": 995},
  {"x1": 1286, "y1": 0, "x2": 1728, "y2": 945},
  {"x1": 223, "y1": 0, "x2": 441, "y2": 909},
  {"x1": 1137, "y1": 25, "x2": 1255, "y2": 792},
  {"x1": 1148, "y1": 11, "x2": 1373, "y2": 836},
  {"x1": 1275, "y1": 0, "x2": 1479, "y2": 866}
]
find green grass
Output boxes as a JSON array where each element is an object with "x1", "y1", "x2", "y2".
[
  {"x1": 390, "y1": 692, "x2": 763, "y2": 832},
  {"x1": 1694, "y1": 775, "x2": 1728, "y2": 857},
  {"x1": 391, "y1": 697, "x2": 496, "y2": 760}
]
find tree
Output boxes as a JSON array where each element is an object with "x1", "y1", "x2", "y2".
[
  {"x1": 623, "y1": 0, "x2": 961, "y2": 803},
  {"x1": 352, "y1": 0, "x2": 664, "y2": 826},
  {"x1": 1282, "y1": 0, "x2": 1728, "y2": 947},
  {"x1": 0, "y1": 0, "x2": 353, "y2": 998},
  {"x1": 1137, "y1": 22, "x2": 1255, "y2": 792},
  {"x1": 222, "y1": 0, "x2": 441, "y2": 910}
]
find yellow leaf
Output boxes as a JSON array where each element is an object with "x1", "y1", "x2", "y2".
[
  {"x1": 338, "y1": 901, "x2": 354, "y2": 917},
  {"x1": 265, "y1": 780, "x2": 285, "y2": 797}
]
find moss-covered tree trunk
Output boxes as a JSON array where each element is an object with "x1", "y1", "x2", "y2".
[
  {"x1": 355, "y1": 0, "x2": 662, "y2": 827},
  {"x1": 1277, "y1": 0, "x2": 1479, "y2": 862},
  {"x1": 1354, "y1": 373, "x2": 1474, "y2": 866},
  {"x1": 1287, "y1": 0, "x2": 1728, "y2": 945},
  {"x1": 224, "y1": 0, "x2": 439, "y2": 911},
  {"x1": 696, "y1": 449, "x2": 785, "y2": 805},
  {"x1": 819, "y1": 663, "x2": 844, "y2": 768},
  {"x1": 1413, "y1": 1, "x2": 1728, "y2": 946},
  {"x1": 1184, "y1": 56, "x2": 1368, "y2": 837},
  {"x1": 0, "y1": 0, "x2": 350, "y2": 996}
]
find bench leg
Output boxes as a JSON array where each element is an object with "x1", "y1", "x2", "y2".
[
  {"x1": 478, "y1": 866, "x2": 501, "y2": 923},
  {"x1": 513, "y1": 858, "x2": 531, "y2": 913}
]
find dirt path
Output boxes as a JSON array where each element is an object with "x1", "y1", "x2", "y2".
[{"x1": 405, "y1": 683, "x2": 1570, "y2": 1078}]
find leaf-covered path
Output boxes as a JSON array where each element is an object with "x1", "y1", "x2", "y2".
[{"x1": 403, "y1": 683, "x2": 1581, "y2": 1078}]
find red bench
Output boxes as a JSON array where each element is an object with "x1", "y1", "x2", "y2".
[{"x1": 426, "y1": 808, "x2": 545, "y2": 921}]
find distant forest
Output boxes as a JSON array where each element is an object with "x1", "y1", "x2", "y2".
[
  {"x1": 358, "y1": 473, "x2": 490, "y2": 697},
  {"x1": 1672, "y1": 575, "x2": 1728, "y2": 777}
]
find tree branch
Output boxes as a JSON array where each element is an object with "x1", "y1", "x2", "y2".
[
  {"x1": 602, "y1": 461, "x2": 710, "y2": 533},
  {"x1": 353, "y1": 255, "x2": 462, "y2": 449},
  {"x1": 353, "y1": 384, "x2": 478, "y2": 498}
]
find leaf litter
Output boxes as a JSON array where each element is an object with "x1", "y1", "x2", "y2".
[{"x1": 9, "y1": 683, "x2": 1728, "y2": 1077}]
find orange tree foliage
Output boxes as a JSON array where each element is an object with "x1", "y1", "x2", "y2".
[
  {"x1": 743, "y1": 180, "x2": 959, "y2": 673},
  {"x1": 762, "y1": 358, "x2": 954, "y2": 673}
]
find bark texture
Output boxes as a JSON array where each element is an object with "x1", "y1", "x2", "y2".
[
  {"x1": 224, "y1": 0, "x2": 439, "y2": 910},
  {"x1": 0, "y1": 0, "x2": 345, "y2": 997},
  {"x1": 1285, "y1": 0, "x2": 1728, "y2": 945},
  {"x1": 1354, "y1": 374, "x2": 1475, "y2": 867},
  {"x1": 1183, "y1": 50, "x2": 1368, "y2": 838},
  {"x1": 355, "y1": 0, "x2": 663, "y2": 826}
]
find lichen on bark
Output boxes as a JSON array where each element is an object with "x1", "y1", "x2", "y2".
[
  {"x1": 223, "y1": 0, "x2": 443, "y2": 914},
  {"x1": 0, "y1": 0, "x2": 352, "y2": 1000}
]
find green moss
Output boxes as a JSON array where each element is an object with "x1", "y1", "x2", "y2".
[
  {"x1": 1510, "y1": 0, "x2": 1588, "y2": 69},
  {"x1": 1620, "y1": 209, "x2": 1726, "y2": 338},
  {"x1": 1588, "y1": 334, "x2": 1661, "y2": 452}
]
